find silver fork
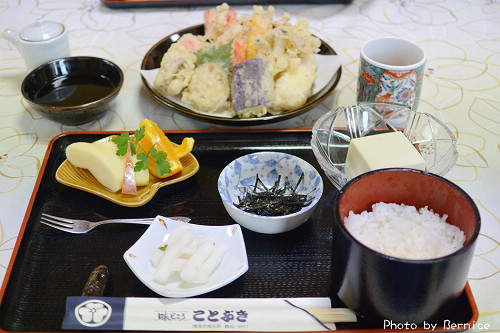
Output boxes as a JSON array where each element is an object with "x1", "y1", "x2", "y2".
[{"x1": 40, "y1": 213, "x2": 191, "y2": 234}]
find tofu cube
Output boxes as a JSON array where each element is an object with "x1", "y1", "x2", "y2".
[{"x1": 345, "y1": 131, "x2": 426, "y2": 178}]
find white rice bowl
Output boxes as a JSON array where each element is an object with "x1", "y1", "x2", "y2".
[{"x1": 344, "y1": 202, "x2": 466, "y2": 260}]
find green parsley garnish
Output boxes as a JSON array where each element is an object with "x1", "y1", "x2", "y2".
[
  {"x1": 113, "y1": 132, "x2": 133, "y2": 156},
  {"x1": 112, "y1": 126, "x2": 172, "y2": 176},
  {"x1": 158, "y1": 244, "x2": 168, "y2": 251},
  {"x1": 149, "y1": 147, "x2": 172, "y2": 176}
]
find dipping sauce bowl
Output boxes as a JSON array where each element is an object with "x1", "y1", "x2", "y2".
[
  {"x1": 21, "y1": 56, "x2": 123, "y2": 125},
  {"x1": 332, "y1": 168, "x2": 480, "y2": 325}
]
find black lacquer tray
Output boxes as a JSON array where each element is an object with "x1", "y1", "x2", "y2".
[{"x1": 0, "y1": 130, "x2": 477, "y2": 332}]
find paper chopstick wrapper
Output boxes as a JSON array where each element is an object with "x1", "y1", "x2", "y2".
[
  {"x1": 62, "y1": 297, "x2": 355, "y2": 331},
  {"x1": 140, "y1": 54, "x2": 342, "y2": 119}
]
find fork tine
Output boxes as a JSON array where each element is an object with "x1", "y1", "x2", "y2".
[
  {"x1": 41, "y1": 214, "x2": 75, "y2": 228},
  {"x1": 41, "y1": 213, "x2": 81, "y2": 225},
  {"x1": 40, "y1": 219, "x2": 83, "y2": 234}
]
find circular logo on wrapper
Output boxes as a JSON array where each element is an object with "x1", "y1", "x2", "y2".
[{"x1": 74, "y1": 299, "x2": 112, "y2": 327}]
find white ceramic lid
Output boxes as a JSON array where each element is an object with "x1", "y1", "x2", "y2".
[{"x1": 19, "y1": 18, "x2": 64, "y2": 42}]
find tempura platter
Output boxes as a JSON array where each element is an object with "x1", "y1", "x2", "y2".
[{"x1": 140, "y1": 25, "x2": 342, "y2": 125}]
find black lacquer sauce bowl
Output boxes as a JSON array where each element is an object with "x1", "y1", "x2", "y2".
[{"x1": 22, "y1": 56, "x2": 123, "y2": 125}]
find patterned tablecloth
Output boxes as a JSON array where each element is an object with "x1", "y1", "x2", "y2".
[{"x1": 1, "y1": 0, "x2": 499, "y2": 330}]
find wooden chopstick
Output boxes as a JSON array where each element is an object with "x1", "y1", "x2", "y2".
[{"x1": 306, "y1": 308, "x2": 357, "y2": 324}]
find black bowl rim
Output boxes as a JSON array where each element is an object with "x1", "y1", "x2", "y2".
[
  {"x1": 334, "y1": 167, "x2": 481, "y2": 264},
  {"x1": 21, "y1": 56, "x2": 124, "y2": 111}
]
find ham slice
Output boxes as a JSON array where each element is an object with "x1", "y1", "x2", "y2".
[{"x1": 122, "y1": 142, "x2": 137, "y2": 195}]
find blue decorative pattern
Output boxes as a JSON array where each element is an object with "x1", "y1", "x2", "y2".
[{"x1": 218, "y1": 152, "x2": 323, "y2": 217}]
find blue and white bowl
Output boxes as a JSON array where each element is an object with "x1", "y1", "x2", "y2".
[{"x1": 218, "y1": 152, "x2": 323, "y2": 234}]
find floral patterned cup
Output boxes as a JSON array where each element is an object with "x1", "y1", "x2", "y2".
[{"x1": 357, "y1": 37, "x2": 426, "y2": 110}]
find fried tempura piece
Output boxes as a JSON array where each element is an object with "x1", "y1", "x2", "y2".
[
  {"x1": 271, "y1": 55, "x2": 317, "y2": 112},
  {"x1": 176, "y1": 33, "x2": 209, "y2": 53},
  {"x1": 203, "y1": 3, "x2": 237, "y2": 42},
  {"x1": 153, "y1": 44, "x2": 196, "y2": 96},
  {"x1": 253, "y1": 17, "x2": 321, "y2": 76},
  {"x1": 246, "y1": 5, "x2": 274, "y2": 60},
  {"x1": 181, "y1": 62, "x2": 230, "y2": 113}
]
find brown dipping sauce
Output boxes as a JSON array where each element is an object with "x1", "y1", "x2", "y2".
[{"x1": 34, "y1": 75, "x2": 115, "y2": 107}]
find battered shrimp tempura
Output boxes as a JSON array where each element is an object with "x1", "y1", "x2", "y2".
[{"x1": 204, "y1": 3, "x2": 237, "y2": 42}]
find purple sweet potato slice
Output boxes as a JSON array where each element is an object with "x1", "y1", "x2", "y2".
[{"x1": 231, "y1": 58, "x2": 274, "y2": 113}]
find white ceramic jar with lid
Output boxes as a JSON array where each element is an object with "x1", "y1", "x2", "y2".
[{"x1": 2, "y1": 18, "x2": 70, "y2": 72}]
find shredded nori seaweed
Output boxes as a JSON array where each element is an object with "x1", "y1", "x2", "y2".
[{"x1": 234, "y1": 173, "x2": 313, "y2": 216}]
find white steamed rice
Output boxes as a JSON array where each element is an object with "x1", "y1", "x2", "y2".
[{"x1": 344, "y1": 202, "x2": 466, "y2": 260}]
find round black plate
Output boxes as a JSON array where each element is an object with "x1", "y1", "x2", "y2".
[{"x1": 141, "y1": 24, "x2": 342, "y2": 126}]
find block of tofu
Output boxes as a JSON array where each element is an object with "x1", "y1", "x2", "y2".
[
  {"x1": 344, "y1": 131, "x2": 426, "y2": 178},
  {"x1": 231, "y1": 57, "x2": 274, "y2": 113},
  {"x1": 66, "y1": 141, "x2": 149, "y2": 193}
]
